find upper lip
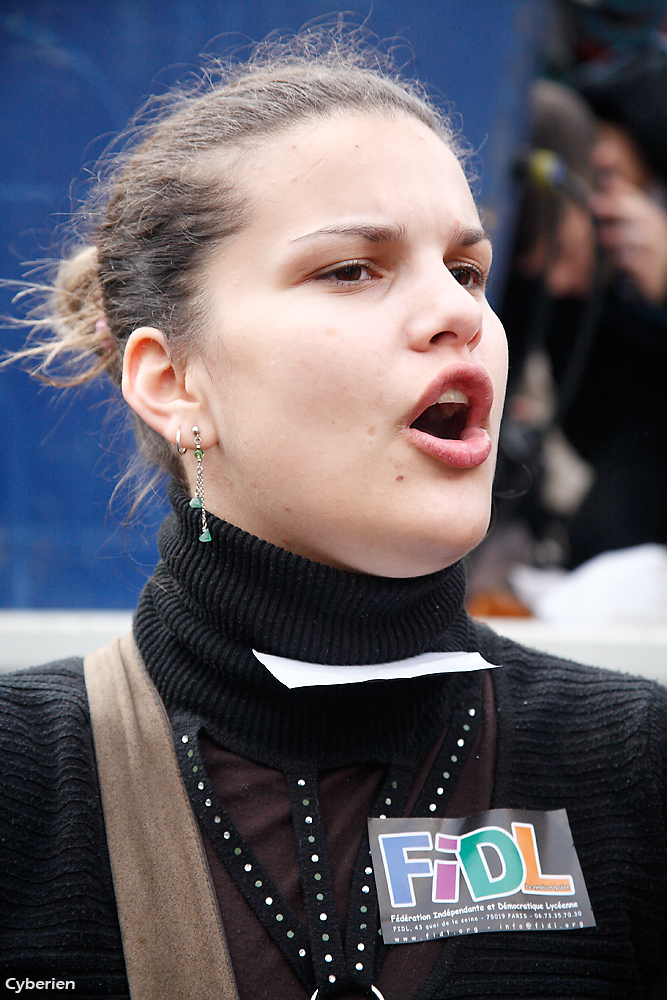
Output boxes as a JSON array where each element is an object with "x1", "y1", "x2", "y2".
[{"x1": 404, "y1": 362, "x2": 494, "y2": 430}]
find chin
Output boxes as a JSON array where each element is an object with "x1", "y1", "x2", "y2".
[
  {"x1": 388, "y1": 494, "x2": 493, "y2": 577},
  {"x1": 402, "y1": 531, "x2": 489, "y2": 577},
  {"x1": 331, "y1": 511, "x2": 492, "y2": 579}
]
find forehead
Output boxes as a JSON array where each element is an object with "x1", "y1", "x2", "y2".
[{"x1": 228, "y1": 112, "x2": 480, "y2": 241}]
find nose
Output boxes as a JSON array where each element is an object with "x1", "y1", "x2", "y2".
[{"x1": 407, "y1": 264, "x2": 484, "y2": 353}]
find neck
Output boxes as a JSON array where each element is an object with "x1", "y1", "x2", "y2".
[{"x1": 133, "y1": 483, "x2": 477, "y2": 767}]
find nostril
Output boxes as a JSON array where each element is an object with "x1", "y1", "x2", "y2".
[{"x1": 427, "y1": 327, "x2": 481, "y2": 347}]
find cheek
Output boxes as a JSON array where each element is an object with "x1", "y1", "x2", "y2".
[
  {"x1": 496, "y1": 338, "x2": 510, "y2": 406},
  {"x1": 482, "y1": 316, "x2": 509, "y2": 416},
  {"x1": 231, "y1": 324, "x2": 389, "y2": 431}
]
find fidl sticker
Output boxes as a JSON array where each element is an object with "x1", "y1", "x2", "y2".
[{"x1": 368, "y1": 808, "x2": 595, "y2": 944}]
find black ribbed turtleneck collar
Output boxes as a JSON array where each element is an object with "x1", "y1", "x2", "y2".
[{"x1": 133, "y1": 483, "x2": 480, "y2": 768}]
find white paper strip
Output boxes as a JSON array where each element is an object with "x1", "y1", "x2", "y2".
[{"x1": 252, "y1": 649, "x2": 499, "y2": 689}]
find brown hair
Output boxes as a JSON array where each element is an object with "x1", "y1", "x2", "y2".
[{"x1": 7, "y1": 27, "x2": 464, "y2": 492}]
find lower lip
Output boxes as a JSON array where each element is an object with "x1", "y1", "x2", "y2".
[{"x1": 404, "y1": 426, "x2": 492, "y2": 469}]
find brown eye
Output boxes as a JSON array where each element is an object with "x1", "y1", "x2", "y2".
[
  {"x1": 449, "y1": 265, "x2": 483, "y2": 288},
  {"x1": 330, "y1": 264, "x2": 367, "y2": 282},
  {"x1": 450, "y1": 267, "x2": 479, "y2": 287},
  {"x1": 314, "y1": 261, "x2": 378, "y2": 286}
]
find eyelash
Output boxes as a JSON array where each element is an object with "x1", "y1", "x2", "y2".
[
  {"x1": 315, "y1": 260, "x2": 379, "y2": 286},
  {"x1": 313, "y1": 259, "x2": 489, "y2": 290}
]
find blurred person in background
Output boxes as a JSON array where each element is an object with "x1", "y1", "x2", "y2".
[
  {"x1": 466, "y1": 0, "x2": 667, "y2": 614},
  {"x1": 495, "y1": 74, "x2": 667, "y2": 575}
]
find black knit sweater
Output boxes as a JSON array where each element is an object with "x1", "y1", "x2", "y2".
[{"x1": 0, "y1": 486, "x2": 666, "y2": 998}]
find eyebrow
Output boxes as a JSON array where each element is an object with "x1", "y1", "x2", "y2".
[
  {"x1": 450, "y1": 224, "x2": 493, "y2": 248},
  {"x1": 289, "y1": 222, "x2": 491, "y2": 248},
  {"x1": 289, "y1": 223, "x2": 407, "y2": 245}
]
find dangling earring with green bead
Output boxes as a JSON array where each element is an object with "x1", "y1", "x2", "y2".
[{"x1": 190, "y1": 426, "x2": 211, "y2": 543}]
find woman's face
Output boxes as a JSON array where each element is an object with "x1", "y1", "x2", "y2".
[{"x1": 187, "y1": 112, "x2": 508, "y2": 576}]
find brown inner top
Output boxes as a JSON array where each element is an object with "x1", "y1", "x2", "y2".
[{"x1": 199, "y1": 671, "x2": 497, "y2": 1000}]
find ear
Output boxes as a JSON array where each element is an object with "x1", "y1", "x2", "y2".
[{"x1": 121, "y1": 327, "x2": 213, "y2": 448}]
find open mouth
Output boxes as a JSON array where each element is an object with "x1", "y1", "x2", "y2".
[
  {"x1": 409, "y1": 388, "x2": 470, "y2": 441},
  {"x1": 404, "y1": 366, "x2": 494, "y2": 469}
]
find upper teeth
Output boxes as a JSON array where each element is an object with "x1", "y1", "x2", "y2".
[{"x1": 436, "y1": 388, "x2": 469, "y2": 405}]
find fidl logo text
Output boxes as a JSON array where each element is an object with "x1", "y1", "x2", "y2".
[{"x1": 379, "y1": 822, "x2": 575, "y2": 906}]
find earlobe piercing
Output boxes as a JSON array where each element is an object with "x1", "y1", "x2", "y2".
[
  {"x1": 176, "y1": 427, "x2": 187, "y2": 455},
  {"x1": 190, "y1": 426, "x2": 211, "y2": 543}
]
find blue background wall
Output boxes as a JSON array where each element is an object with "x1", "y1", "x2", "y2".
[{"x1": 0, "y1": 0, "x2": 545, "y2": 608}]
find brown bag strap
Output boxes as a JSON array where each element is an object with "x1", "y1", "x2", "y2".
[{"x1": 84, "y1": 633, "x2": 239, "y2": 1000}]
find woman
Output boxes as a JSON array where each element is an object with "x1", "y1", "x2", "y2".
[{"x1": 1, "y1": 35, "x2": 665, "y2": 1000}]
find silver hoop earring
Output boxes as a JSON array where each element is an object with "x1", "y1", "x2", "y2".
[
  {"x1": 176, "y1": 428, "x2": 187, "y2": 455},
  {"x1": 189, "y1": 426, "x2": 211, "y2": 543}
]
